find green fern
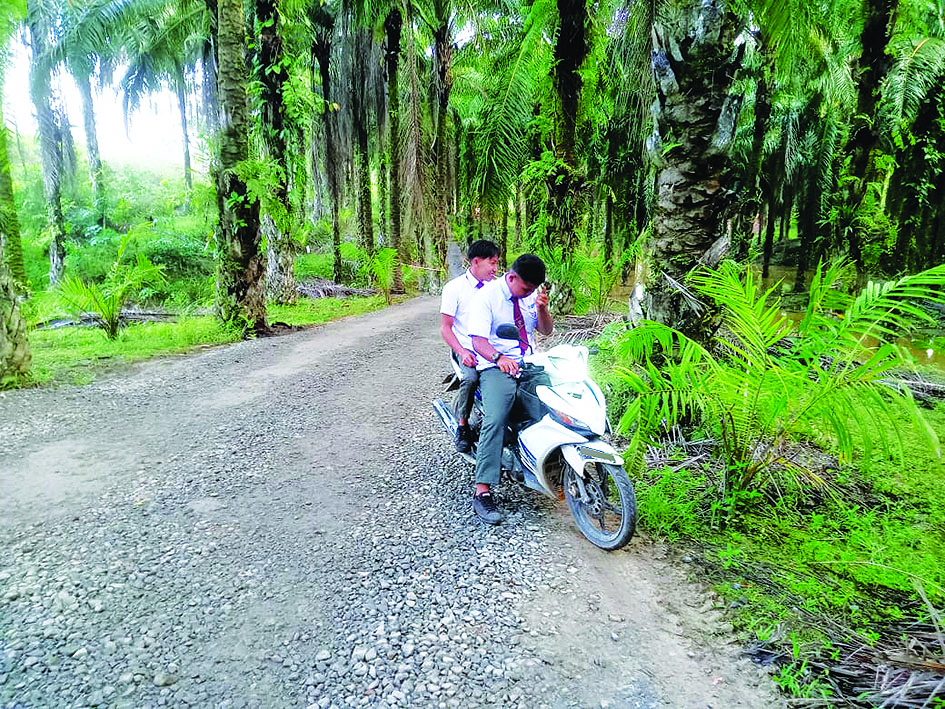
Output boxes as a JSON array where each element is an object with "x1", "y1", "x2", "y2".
[
  {"x1": 613, "y1": 259, "x2": 943, "y2": 511},
  {"x1": 57, "y1": 233, "x2": 166, "y2": 339}
]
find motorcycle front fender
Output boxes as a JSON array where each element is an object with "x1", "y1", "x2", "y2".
[{"x1": 560, "y1": 441, "x2": 624, "y2": 478}]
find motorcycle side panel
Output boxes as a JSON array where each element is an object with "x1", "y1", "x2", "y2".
[{"x1": 518, "y1": 416, "x2": 588, "y2": 498}]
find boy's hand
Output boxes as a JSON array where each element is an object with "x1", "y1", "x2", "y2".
[
  {"x1": 460, "y1": 349, "x2": 477, "y2": 367},
  {"x1": 536, "y1": 284, "x2": 550, "y2": 309},
  {"x1": 497, "y1": 355, "x2": 520, "y2": 377}
]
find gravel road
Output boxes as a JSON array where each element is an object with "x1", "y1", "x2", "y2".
[{"x1": 0, "y1": 296, "x2": 780, "y2": 708}]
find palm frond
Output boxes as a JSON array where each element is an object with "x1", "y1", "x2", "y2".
[{"x1": 881, "y1": 36, "x2": 945, "y2": 134}]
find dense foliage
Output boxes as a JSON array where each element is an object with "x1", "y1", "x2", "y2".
[{"x1": 2, "y1": 0, "x2": 945, "y2": 701}]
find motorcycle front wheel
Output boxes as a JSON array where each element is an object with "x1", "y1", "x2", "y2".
[{"x1": 564, "y1": 461, "x2": 636, "y2": 551}]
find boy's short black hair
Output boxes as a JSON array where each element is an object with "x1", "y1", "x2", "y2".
[
  {"x1": 467, "y1": 239, "x2": 500, "y2": 261},
  {"x1": 511, "y1": 254, "x2": 546, "y2": 287}
]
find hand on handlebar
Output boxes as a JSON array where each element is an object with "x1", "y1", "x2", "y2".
[
  {"x1": 497, "y1": 355, "x2": 520, "y2": 377},
  {"x1": 459, "y1": 349, "x2": 477, "y2": 367}
]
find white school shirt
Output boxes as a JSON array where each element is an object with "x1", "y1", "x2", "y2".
[
  {"x1": 440, "y1": 270, "x2": 486, "y2": 353},
  {"x1": 467, "y1": 273, "x2": 539, "y2": 371}
]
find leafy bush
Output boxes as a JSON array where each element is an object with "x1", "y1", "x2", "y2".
[
  {"x1": 64, "y1": 228, "x2": 124, "y2": 282},
  {"x1": 613, "y1": 258, "x2": 945, "y2": 516},
  {"x1": 57, "y1": 234, "x2": 166, "y2": 339},
  {"x1": 295, "y1": 252, "x2": 335, "y2": 279}
]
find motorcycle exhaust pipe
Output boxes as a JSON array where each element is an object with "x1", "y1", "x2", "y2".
[{"x1": 433, "y1": 398, "x2": 459, "y2": 439}]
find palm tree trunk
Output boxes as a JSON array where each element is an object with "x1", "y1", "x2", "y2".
[
  {"x1": 55, "y1": 100, "x2": 78, "y2": 192},
  {"x1": 75, "y1": 70, "x2": 106, "y2": 225},
  {"x1": 257, "y1": 0, "x2": 295, "y2": 304},
  {"x1": 432, "y1": 18, "x2": 451, "y2": 272},
  {"x1": 0, "y1": 260, "x2": 29, "y2": 383},
  {"x1": 385, "y1": 8, "x2": 404, "y2": 293},
  {"x1": 500, "y1": 200, "x2": 508, "y2": 270},
  {"x1": 762, "y1": 198, "x2": 776, "y2": 279},
  {"x1": 27, "y1": 13, "x2": 67, "y2": 286},
  {"x1": 215, "y1": 0, "x2": 266, "y2": 334},
  {"x1": 173, "y1": 64, "x2": 193, "y2": 193},
  {"x1": 0, "y1": 107, "x2": 26, "y2": 289},
  {"x1": 545, "y1": 0, "x2": 589, "y2": 256},
  {"x1": 647, "y1": 0, "x2": 743, "y2": 336},
  {"x1": 352, "y1": 30, "x2": 375, "y2": 260},
  {"x1": 514, "y1": 180, "x2": 523, "y2": 249},
  {"x1": 604, "y1": 192, "x2": 613, "y2": 265},
  {"x1": 843, "y1": 0, "x2": 899, "y2": 281},
  {"x1": 201, "y1": 34, "x2": 219, "y2": 133},
  {"x1": 311, "y1": 9, "x2": 342, "y2": 284}
]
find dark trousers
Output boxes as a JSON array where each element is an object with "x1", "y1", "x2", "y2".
[
  {"x1": 474, "y1": 364, "x2": 549, "y2": 486},
  {"x1": 452, "y1": 355, "x2": 479, "y2": 423}
]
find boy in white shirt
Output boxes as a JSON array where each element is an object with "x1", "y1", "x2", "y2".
[
  {"x1": 467, "y1": 254, "x2": 553, "y2": 524},
  {"x1": 439, "y1": 240, "x2": 500, "y2": 452}
]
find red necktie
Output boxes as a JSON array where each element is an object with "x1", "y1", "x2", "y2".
[{"x1": 512, "y1": 297, "x2": 528, "y2": 354}]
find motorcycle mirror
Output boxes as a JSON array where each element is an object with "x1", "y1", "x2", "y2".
[{"x1": 495, "y1": 324, "x2": 520, "y2": 340}]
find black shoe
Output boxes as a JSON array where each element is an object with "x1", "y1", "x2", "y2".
[
  {"x1": 473, "y1": 492, "x2": 503, "y2": 525},
  {"x1": 455, "y1": 424, "x2": 471, "y2": 453}
]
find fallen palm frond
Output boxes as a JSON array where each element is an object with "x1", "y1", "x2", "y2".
[
  {"x1": 295, "y1": 278, "x2": 374, "y2": 300},
  {"x1": 539, "y1": 313, "x2": 624, "y2": 347},
  {"x1": 691, "y1": 549, "x2": 945, "y2": 708}
]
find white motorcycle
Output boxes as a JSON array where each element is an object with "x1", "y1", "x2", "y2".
[{"x1": 434, "y1": 325, "x2": 636, "y2": 550}]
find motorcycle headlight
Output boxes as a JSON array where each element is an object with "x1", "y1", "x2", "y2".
[{"x1": 548, "y1": 407, "x2": 592, "y2": 434}]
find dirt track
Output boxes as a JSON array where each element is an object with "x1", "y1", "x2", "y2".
[{"x1": 0, "y1": 296, "x2": 780, "y2": 708}]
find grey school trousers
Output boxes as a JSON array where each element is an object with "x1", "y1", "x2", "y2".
[{"x1": 474, "y1": 364, "x2": 549, "y2": 486}]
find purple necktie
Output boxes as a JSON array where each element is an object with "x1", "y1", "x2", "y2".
[
  {"x1": 512, "y1": 297, "x2": 528, "y2": 354},
  {"x1": 475, "y1": 281, "x2": 483, "y2": 289}
]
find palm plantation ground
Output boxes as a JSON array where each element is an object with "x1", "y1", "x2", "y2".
[
  {"x1": 0, "y1": 298, "x2": 779, "y2": 708},
  {"x1": 2, "y1": 0, "x2": 945, "y2": 703}
]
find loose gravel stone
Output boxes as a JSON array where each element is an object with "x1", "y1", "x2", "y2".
[{"x1": 0, "y1": 294, "x2": 778, "y2": 709}]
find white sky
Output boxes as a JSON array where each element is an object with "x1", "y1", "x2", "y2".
[{"x1": 3, "y1": 36, "x2": 191, "y2": 174}]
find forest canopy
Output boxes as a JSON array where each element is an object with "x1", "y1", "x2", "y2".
[{"x1": 1, "y1": 0, "x2": 944, "y2": 364}]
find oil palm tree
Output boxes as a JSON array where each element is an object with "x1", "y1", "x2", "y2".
[
  {"x1": 1, "y1": 0, "x2": 30, "y2": 382},
  {"x1": 256, "y1": 0, "x2": 295, "y2": 303},
  {"x1": 615, "y1": 259, "x2": 944, "y2": 514},
  {"x1": 384, "y1": 4, "x2": 405, "y2": 292},
  {"x1": 120, "y1": 0, "x2": 211, "y2": 193},
  {"x1": 309, "y1": 0, "x2": 344, "y2": 283},
  {"x1": 545, "y1": 0, "x2": 590, "y2": 255},
  {"x1": 646, "y1": 0, "x2": 744, "y2": 336},
  {"x1": 454, "y1": 0, "x2": 550, "y2": 243},
  {"x1": 27, "y1": 0, "x2": 68, "y2": 286},
  {"x1": 215, "y1": 0, "x2": 265, "y2": 332},
  {"x1": 45, "y1": 0, "x2": 122, "y2": 222},
  {"x1": 0, "y1": 104, "x2": 26, "y2": 289}
]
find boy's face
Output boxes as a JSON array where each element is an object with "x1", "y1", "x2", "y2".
[
  {"x1": 507, "y1": 271, "x2": 539, "y2": 299},
  {"x1": 470, "y1": 255, "x2": 499, "y2": 283}
]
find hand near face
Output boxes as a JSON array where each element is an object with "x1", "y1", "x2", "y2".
[{"x1": 535, "y1": 284, "x2": 550, "y2": 309}]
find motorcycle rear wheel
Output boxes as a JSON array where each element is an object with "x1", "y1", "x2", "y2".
[{"x1": 564, "y1": 461, "x2": 636, "y2": 551}]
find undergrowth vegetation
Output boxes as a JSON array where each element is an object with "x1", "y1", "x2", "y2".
[
  {"x1": 7, "y1": 161, "x2": 412, "y2": 388},
  {"x1": 591, "y1": 259, "x2": 945, "y2": 704}
]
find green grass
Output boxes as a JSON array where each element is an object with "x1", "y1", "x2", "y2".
[
  {"x1": 623, "y1": 400, "x2": 945, "y2": 700},
  {"x1": 27, "y1": 316, "x2": 240, "y2": 386},
  {"x1": 20, "y1": 294, "x2": 393, "y2": 387},
  {"x1": 589, "y1": 316, "x2": 945, "y2": 701},
  {"x1": 269, "y1": 295, "x2": 389, "y2": 326}
]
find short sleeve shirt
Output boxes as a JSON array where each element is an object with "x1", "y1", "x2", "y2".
[
  {"x1": 440, "y1": 270, "x2": 485, "y2": 352},
  {"x1": 467, "y1": 274, "x2": 539, "y2": 371}
]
